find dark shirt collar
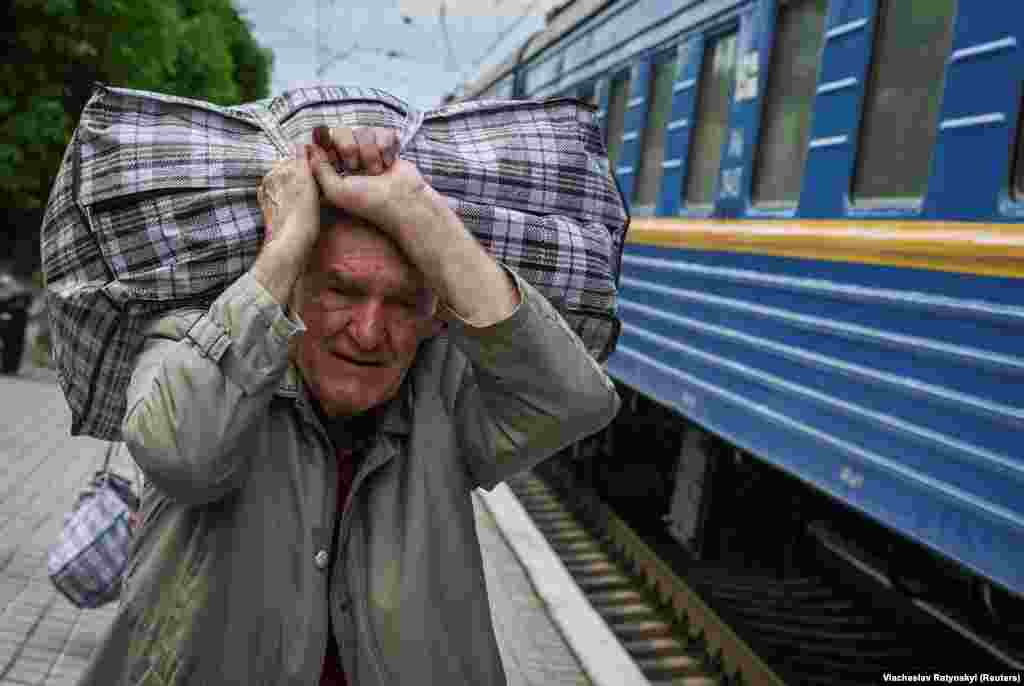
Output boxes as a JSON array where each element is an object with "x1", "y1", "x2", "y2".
[{"x1": 280, "y1": 362, "x2": 413, "y2": 447}]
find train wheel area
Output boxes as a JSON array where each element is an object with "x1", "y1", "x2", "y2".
[{"x1": 525, "y1": 381, "x2": 1023, "y2": 683}]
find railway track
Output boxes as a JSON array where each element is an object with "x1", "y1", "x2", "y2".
[
  {"x1": 683, "y1": 569, "x2": 919, "y2": 684},
  {"x1": 507, "y1": 470, "x2": 1018, "y2": 686},
  {"x1": 506, "y1": 472, "x2": 778, "y2": 686}
]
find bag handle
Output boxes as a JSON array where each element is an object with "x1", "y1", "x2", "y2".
[
  {"x1": 99, "y1": 441, "x2": 144, "y2": 489},
  {"x1": 101, "y1": 441, "x2": 117, "y2": 475},
  {"x1": 397, "y1": 107, "x2": 424, "y2": 153}
]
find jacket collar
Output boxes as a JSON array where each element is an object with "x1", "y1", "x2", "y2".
[{"x1": 276, "y1": 362, "x2": 412, "y2": 439}]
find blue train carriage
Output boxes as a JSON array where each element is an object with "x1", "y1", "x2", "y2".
[{"x1": 462, "y1": 0, "x2": 1023, "y2": 637}]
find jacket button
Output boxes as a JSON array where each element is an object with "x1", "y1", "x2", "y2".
[{"x1": 314, "y1": 550, "x2": 330, "y2": 570}]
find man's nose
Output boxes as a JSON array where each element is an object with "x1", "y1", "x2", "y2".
[{"x1": 348, "y1": 299, "x2": 387, "y2": 350}]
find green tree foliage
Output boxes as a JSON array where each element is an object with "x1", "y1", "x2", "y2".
[{"x1": 2, "y1": 0, "x2": 273, "y2": 211}]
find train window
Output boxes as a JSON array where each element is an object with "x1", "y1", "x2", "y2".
[
  {"x1": 578, "y1": 82, "x2": 597, "y2": 106},
  {"x1": 605, "y1": 71, "x2": 631, "y2": 167},
  {"x1": 752, "y1": 0, "x2": 828, "y2": 207},
  {"x1": 634, "y1": 50, "x2": 680, "y2": 208},
  {"x1": 685, "y1": 31, "x2": 737, "y2": 208},
  {"x1": 852, "y1": 0, "x2": 957, "y2": 205}
]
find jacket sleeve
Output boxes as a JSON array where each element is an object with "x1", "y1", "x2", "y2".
[
  {"x1": 446, "y1": 267, "x2": 621, "y2": 491},
  {"x1": 122, "y1": 271, "x2": 305, "y2": 506}
]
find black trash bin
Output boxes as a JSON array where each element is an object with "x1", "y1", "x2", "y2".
[{"x1": 0, "y1": 272, "x2": 30, "y2": 374}]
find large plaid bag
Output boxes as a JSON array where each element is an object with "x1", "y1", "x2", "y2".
[
  {"x1": 41, "y1": 84, "x2": 629, "y2": 441},
  {"x1": 48, "y1": 444, "x2": 140, "y2": 609}
]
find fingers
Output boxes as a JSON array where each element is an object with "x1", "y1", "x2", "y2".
[
  {"x1": 315, "y1": 125, "x2": 358, "y2": 173},
  {"x1": 378, "y1": 127, "x2": 399, "y2": 168},
  {"x1": 313, "y1": 125, "x2": 400, "y2": 175},
  {"x1": 256, "y1": 183, "x2": 276, "y2": 227},
  {"x1": 316, "y1": 133, "x2": 342, "y2": 171},
  {"x1": 257, "y1": 150, "x2": 317, "y2": 228},
  {"x1": 353, "y1": 127, "x2": 384, "y2": 175},
  {"x1": 309, "y1": 145, "x2": 376, "y2": 217}
]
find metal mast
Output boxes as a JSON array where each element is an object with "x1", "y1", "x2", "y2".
[{"x1": 316, "y1": 0, "x2": 325, "y2": 80}]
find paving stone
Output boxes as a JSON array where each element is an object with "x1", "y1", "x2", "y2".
[
  {"x1": 0, "y1": 653, "x2": 24, "y2": 672},
  {"x1": 9, "y1": 654, "x2": 54, "y2": 671},
  {"x1": 11, "y1": 646, "x2": 57, "y2": 664},
  {"x1": 34, "y1": 617, "x2": 74, "y2": 632},
  {"x1": 0, "y1": 631, "x2": 24, "y2": 648},
  {"x1": 4, "y1": 607, "x2": 46, "y2": 623},
  {"x1": 27, "y1": 622, "x2": 71, "y2": 640},
  {"x1": 0, "y1": 626, "x2": 38, "y2": 642},
  {"x1": 4, "y1": 661, "x2": 51, "y2": 685},
  {"x1": 31, "y1": 624, "x2": 73, "y2": 641},
  {"x1": 44, "y1": 608, "x2": 79, "y2": 625},
  {"x1": 49, "y1": 658, "x2": 90, "y2": 679},
  {"x1": 19, "y1": 634, "x2": 64, "y2": 653},
  {"x1": 42, "y1": 675, "x2": 79, "y2": 686}
]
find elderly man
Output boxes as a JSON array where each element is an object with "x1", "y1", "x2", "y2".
[{"x1": 77, "y1": 126, "x2": 620, "y2": 686}]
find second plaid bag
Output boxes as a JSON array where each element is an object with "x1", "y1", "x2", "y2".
[{"x1": 48, "y1": 444, "x2": 140, "y2": 609}]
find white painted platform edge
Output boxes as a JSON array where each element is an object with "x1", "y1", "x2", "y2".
[{"x1": 476, "y1": 483, "x2": 651, "y2": 686}]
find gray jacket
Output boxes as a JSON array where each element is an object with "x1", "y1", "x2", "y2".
[{"x1": 77, "y1": 268, "x2": 620, "y2": 686}]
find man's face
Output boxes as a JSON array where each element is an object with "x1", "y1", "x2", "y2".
[{"x1": 296, "y1": 217, "x2": 439, "y2": 418}]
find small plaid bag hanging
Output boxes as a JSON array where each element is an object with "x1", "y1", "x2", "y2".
[
  {"x1": 48, "y1": 443, "x2": 140, "y2": 609},
  {"x1": 41, "y1": 84, "x2": 630, "y2": 441}
]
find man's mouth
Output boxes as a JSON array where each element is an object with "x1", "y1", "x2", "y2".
[{"x1": 333, "y1": 352, "x2": 384, "y2": 367}]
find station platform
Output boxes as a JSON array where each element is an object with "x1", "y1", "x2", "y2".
[{"x1": 0, "y1": 365, "x2": 639, "y2": 686}]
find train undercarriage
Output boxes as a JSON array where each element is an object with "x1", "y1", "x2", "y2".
[{"x1": 538, "y1": 381, "x2": 1024, "y2": 677}]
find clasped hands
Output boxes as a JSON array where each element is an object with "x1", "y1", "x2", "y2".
[
  {"x1": 254, "y1": 123, "x2": 520, "y2": 328},
  {"x1": 256, "y1": 125, "x2": 438, "y2": 252}
]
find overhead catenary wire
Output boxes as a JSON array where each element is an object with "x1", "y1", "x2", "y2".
[
  {"x1": 317, "y1": 43, "x2": 361, "y2": 79},
  {"x1": 443, "y1": 0, "x2": 544, "y2": 98},
  {"x1": 252, "y1": 0, "x2": 550, "y2": 100},
  {"x1": 469, "y1": 0, "x2": 543, "y2": 70},
  {"x1": 388, "y1": 0, "x2": 414, "y2": 23},
  {"x1": 314, "y1": 0, "x2": 435, "y2": 80},
  {"x1": 438, "y1": 1, "x2": 462, "y2": 75},
  {"x1": 316, "y1": 0, "x2": 324, "y2": 79}
]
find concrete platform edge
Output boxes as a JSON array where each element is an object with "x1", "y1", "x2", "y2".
[{"x1": 475, "y1": 483, "x2": 650, "y2": 686}]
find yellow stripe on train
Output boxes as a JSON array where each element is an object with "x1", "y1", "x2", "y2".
[{"x1": 626, "y1": 218, "x2": 1024, "y2": 280}]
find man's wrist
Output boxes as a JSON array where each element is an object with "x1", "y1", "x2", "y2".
[
  {"x1": 390, "y1": 183, "x2": 449, "y2": 241},
  {"x1": 252, "y1": 215, "x2": 318, "y2": 308},
  {"x1": 252, "y1": 241, "x2": 305, "y2": 308},
  {"x1": 438, "y1": 267, "x2": 521, "y2": 328},
  {"x1": 387, "y1": 181, "x2": 519, "y2": 326}
]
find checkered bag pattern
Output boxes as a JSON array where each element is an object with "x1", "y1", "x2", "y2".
[
  {"x1": 41, "y1": 84, "x2": 629, "y2": 440},
  {"x1": 48, "y1": 473, "x2": 136, "y2": 609}
]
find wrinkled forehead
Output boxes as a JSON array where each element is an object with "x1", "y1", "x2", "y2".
[{"x1": 311, "y1": 211, "x2": 427, "y2": 294}]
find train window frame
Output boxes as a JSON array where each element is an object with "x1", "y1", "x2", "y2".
[
  {"x1": 1012, "y1": 86, "x2": 1024, "y2": 203},
  {"x1": 751, "y1": 0, "x2": 829, "y2": 212},
  {"x1": 497, "y1": 74, "x2": 515, "y2": 99},
  {"x1": 682, "y1": 27, "x2": 740, "y2": 214},
  {"x1": 604, "y1": 68, "x2": 633, "y2": 169},
  {"x1": 577, "y1": 81, "x2": 599, "y2": 107},
  {"x1": 849, "y1": 0, "x2": 959, "y2": 211},
  {"x1": 632, "y1": 47, "x2": 681, "y2": 214}
]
